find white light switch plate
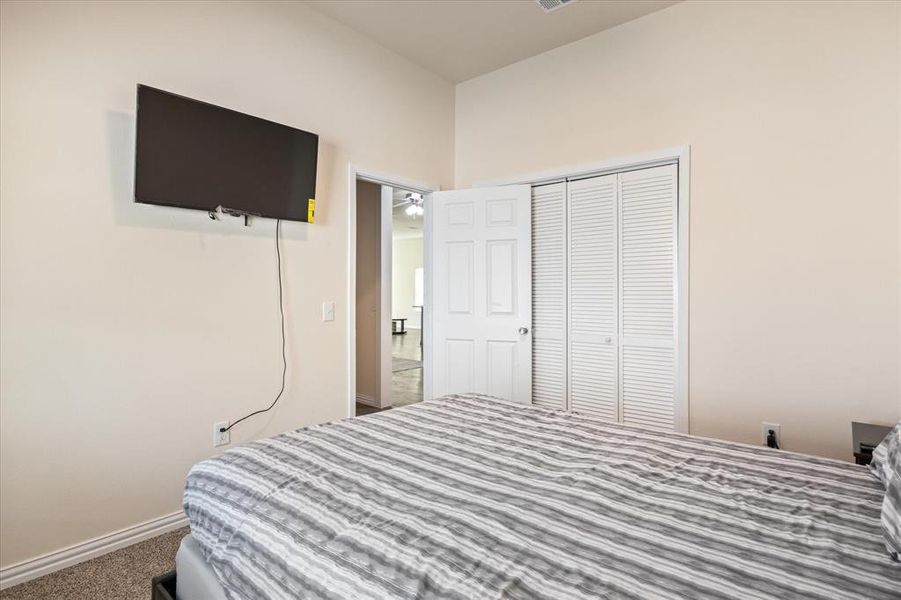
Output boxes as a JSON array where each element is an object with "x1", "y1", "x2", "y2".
[{"x1": 322, "y1": 301, "x2": 335, "y2": 322}]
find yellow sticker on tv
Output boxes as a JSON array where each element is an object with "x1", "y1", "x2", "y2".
[{"x1": 307, "y1": 198, "x2": 316, "y2": 223}]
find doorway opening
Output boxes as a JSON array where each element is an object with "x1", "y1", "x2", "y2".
[
  {"x1": 350, "y1": 170, "x2": 432, "y2": 418},
  {"x1": 389, "y1": 189, "x2": 424, "y2": 409}
]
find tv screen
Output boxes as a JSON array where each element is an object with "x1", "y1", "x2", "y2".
[{"x1": 134, "y1": 85, "x2": 318, "y2": 222}]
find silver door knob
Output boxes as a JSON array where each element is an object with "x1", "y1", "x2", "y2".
[{"x1": 518, "y1": 327, "x2": 529, "y2": 335}]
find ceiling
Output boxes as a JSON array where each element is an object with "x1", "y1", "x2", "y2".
[
  {"x1": 304, "y1": 0, "x2": 679, "y2": 83},
  {"x1": 392, "y1": 188, "x2": 424, "y2": 239}
]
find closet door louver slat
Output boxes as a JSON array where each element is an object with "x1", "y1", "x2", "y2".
[
  {"x1": 568, "y1": 175, "x2": 618, "y2": 420},
  {"x1": 531, "y1": 183, "x2": 567, "y2": 409},
  {"x1": 619, "y1": 165, "x2": 677, "y2": 430}
]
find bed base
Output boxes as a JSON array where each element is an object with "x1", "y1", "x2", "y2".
[
  {"x1": 150, "y1": 571, "x2": 176, "y2": 600},
  {"x1": 150, "y1": 534, "x2": 227, "y2": 600}
]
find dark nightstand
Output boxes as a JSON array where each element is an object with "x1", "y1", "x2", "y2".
[
  {"x1": 853, "y1": 451, "x2": 873, "y2": 466},
  {"x1": 852, "y1": 421, "x2": 892, "y2": 466}
]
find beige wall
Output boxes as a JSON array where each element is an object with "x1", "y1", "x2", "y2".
[
  {"x1": 0, "y1": 0, "x2": 453, "y2": 567},
  {"x1": 355, "y1": 181, "x2": 382, "y2": 402},
  {"x1": 455, "y1": 0, "x2": 900, "y2": 459},
  {"x1": 392, "y1": 236, "x2": 423, "y2": 327}
]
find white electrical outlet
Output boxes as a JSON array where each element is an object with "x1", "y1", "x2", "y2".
[
  {"x1": 762, "y1": 422, "x2": 781, "y2": 448},
  {"x1": 214, "y1": 421, "x2": 230, "y2": 447}
]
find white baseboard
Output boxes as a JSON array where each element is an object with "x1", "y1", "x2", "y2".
[
  {"x1": 0, "y1": 511, "x2": 188, "y2": 590},
  {"x1": 355, "y1": 393, "x2": 378, "y2": 407}
]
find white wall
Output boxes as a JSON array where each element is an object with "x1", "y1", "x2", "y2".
[
  {"x1": 456, "y1": 0, "x2": 900, "y2": 460},
  {"x1": 392, "y1": 236, "x2": 423, "y2": 328},
  {"x1": 0, "y1": 0, "x2": 453, "y2": 568}
]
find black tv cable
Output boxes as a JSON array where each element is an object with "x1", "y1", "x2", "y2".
[{"x1": 220, "y1": 219, "x2": 287, "y2": 434}]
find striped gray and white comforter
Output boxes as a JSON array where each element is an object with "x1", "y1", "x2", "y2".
[{"x1": 183, "y1": 394, "x2": 900, "y2": 599}]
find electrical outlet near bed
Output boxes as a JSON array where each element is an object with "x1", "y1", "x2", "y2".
[
  {"x1": 762, "y1": 422, "x2": 781, "y2": 449},
  {"x1": 214, "y1": 421, "x2": 230, "y2": 447}
]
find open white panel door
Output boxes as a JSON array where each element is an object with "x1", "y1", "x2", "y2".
[{"x1": 429, "y1": 185, "x2": 532, "y2": 403}]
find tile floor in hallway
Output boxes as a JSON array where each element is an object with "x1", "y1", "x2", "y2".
[
  {"x1": 356, "y1": 328, "x2": 422, "y2": 416},
  {"x1": 391, "y1": 328, "x2": 422, "y2": 408}
]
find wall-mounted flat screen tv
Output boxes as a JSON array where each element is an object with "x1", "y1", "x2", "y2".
[{"x1": 134, "y1": 85, "x2": 318, "y2": 222}]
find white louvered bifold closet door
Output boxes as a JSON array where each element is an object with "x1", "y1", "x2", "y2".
[
  {"x1": 619, "y1": 165, "x2": 678, "y2": 430},
  {"x1": 568, "y1": 175, "x2": 618, "y2": 420},
  {"x1": 531, "y1": 183, "x2": 567, "y2": 409},
  {"x1": 530, "y1": 163, "x2": 679, "y2": 430}
]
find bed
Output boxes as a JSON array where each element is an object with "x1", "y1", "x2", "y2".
[{"x1": 180, "y1": 393, "x2": 900, "y2": 599}]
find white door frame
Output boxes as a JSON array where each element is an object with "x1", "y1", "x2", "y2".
[
  {"x1": 475, "y1": 145, "x2": 690, "y2": 433},
  {"x1": 347, "y1": 165, "x2": 437, "y2": 419}
]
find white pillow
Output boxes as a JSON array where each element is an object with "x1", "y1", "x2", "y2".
[
  {"x1": 869, "y1": 422, "x2": 900, "y2": 488},
  {"x1": 869, "y1": 422, "x2": 901, "y2": 561}
]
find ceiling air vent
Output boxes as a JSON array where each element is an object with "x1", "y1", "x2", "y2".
[{"x1": 536, "y1": 0, "x2": 578, "y2": 14}]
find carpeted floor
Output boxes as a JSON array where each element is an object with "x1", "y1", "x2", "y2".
[{"x1": 0, "y1": 527, "x2": 189, "y2": 600}]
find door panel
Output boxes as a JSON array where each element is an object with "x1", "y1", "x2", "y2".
[
  {"x1": 486, "y1": 198, "x2": 517, "y2": 226},
  {"x1": 447, "y1": 242, "x2": 474, "y2": 314},
  {"x1": 430, "y1": 185, "x2": 532, "y2": 403},
  {"x1": 570, "y1": 341, "x2": 617, "y2": 419},
  {"x1": 486, "y1": 340, "x2": 517, "y2": 400},
  {"x1": 619, "y1": 165, "x2": 677, "y2": 430},
  {"x1": 487, "y1": 240, "x2": 517, "y2": 315},
  {"x1": 447, "y1": 201, "x2": 474, "y2": 227},
  {"x1": 531, "y1": 183, "x2": 567, "y2": 409},
  {"x1": 568, "y1": 174, "x2": 618, "y2": 419},
  {"x1": 445, "y1": 338, "x2": 474, "y2": 394}
]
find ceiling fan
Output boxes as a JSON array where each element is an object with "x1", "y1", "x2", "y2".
[{"x1": 394, "y1": 192, "x2": 424, "y2": 217}]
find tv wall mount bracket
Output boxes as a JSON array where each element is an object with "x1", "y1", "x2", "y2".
[{"x1": 208, "y1": 205, "x2": 260, "y2": 226}]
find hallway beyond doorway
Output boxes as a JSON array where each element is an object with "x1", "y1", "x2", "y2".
[
  {"x1": 391, "y1": 329, "x2": 422, "y2": 408},
  {"x1": 356, "y1": 329, "x2": 422, "y2": 416}
]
